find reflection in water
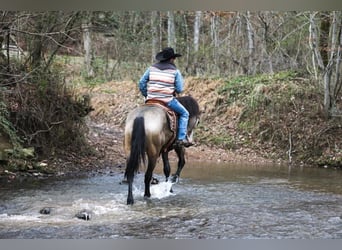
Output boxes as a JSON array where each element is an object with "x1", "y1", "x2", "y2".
[{"x1": 1, "y1": 163, "x2": 342, "y2": 239}]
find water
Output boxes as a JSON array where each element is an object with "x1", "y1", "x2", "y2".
[{"x1": 1, "y1": 163, "x2": 342, "y2": 239}]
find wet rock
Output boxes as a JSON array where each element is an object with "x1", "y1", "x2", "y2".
[
  {"x1": 3, "y1": 170, "x2": 16, "y2": 181},
  {"x1": 75, "y1": 209, "x2": 92, "y2": 221},
  {"x1": 38, "y1": 162, "x2": 48, "y2": 168},
  {"x1": 40, "y1": 207, "x2": 52, "y2": 214},
  {"x1": 115, "y1": 164, "x2": 123, "y2": 169}
]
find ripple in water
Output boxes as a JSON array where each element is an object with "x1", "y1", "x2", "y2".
[{"x1": 1, "y1": 164, "x2": 342, "y2": 239}]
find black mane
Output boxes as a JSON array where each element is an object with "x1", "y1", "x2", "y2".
[{"x1": 176, "y1": 96, "x2": 200, "y2": 118}]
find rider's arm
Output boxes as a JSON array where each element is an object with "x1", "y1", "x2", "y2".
[
  {"x1": 139, "y1": 68, "x2": 150, "y2": 97},
  {"x1": 174, "y1": 70, "x2": 184, "y2": 94}
]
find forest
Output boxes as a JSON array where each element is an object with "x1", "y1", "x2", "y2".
[{"x1": 0, "y1": 11, "x2": 341, "y2": 175}]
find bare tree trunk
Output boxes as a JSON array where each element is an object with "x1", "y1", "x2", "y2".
[
  {"x1": 309, "y1": 12, "x2": 325, "y2": 79},
  {"x1": 245, "y1": 11, "x2": 255, "y2": 75},
  {"x1": 334, "y1": 13, "x2": 342, "y2": 101},
  {"x1": 151, "y1": 11, "x2": 158, "y2": 63},
  {"x1": 82, "y1": 12, "x2": 94, "y2": 78},
  {"x1": 323, "y1": 61, "x2": 333, "y2": 116},
  {"x1": 309, "y1": 11, "x2": 342, "y2": 116},
  {"x1": 329, "y1": 11, "x2": 342, "y2": 116},
  {"x1": 193, "y1": 11, "x2": 202, "y2": 75},
  {"x1": 319, "y1": 12, "x2": 330, "y2": 67},
  {"x1": 183, "y1": 13, "x2": 190, "y2": 68},
  {"x1": 30, "y1": 16, "x2": 44, "y2": 69},
  {"x1": 167, "y1": 11, "x2": 176, "y2": 49},
  {"x1": 194, "y1": 11, "x2": 201, "y2": 53},
  {"x1": 310, "y1": 12, "x2": 330, "y2": 115},
  {"x1": 159, "y1": 13, "x2": 163, "y2": 51},
  {"x1": 210, "y1": 12, "x2": 219, "y2": 67}
]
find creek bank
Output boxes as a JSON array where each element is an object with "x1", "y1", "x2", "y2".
[{"x1": 2, "y1": 74, "x2": 341, "y2": 180}]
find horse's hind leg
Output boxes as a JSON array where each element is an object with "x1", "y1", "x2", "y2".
[
  {"x1": 144, "y1": 157, "x2": 157, "y2": 198},
  {"x1": 127, "y1": 177, "x2": 134, "y2": 205},
  {"x1": 162, "y1": 150, "x2": 175, "y2": 193},
  {"x1": 162, "y1": 151, "x2": 171, "y2": 181}
]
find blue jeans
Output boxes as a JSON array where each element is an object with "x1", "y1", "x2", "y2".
[{"x1": 167, "y1": 98, "x2": 189, "y2": 140}]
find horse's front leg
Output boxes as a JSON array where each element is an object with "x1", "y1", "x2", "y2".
[
  {"x1": 162, "y1": 151, "x2": 171, "y2": 182},
  {"x1": 171, "y1": 146, "x2": 186, "y2": 183}
]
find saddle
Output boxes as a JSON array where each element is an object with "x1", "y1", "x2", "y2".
[{"x1": 145, "y1": 99, "x2": 178, "y2": 151}]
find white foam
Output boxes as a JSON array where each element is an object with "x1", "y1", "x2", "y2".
[
  {"x1": 72, "y1": 199, "x2": 122, "y2": 216},
  {"x1": 150, "y1": 181, "x2": 175, "y2": 199},
  {"x1": 0, "y1": 213, "x2": 42, "y2": 222}
]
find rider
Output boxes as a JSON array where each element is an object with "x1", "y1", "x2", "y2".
[{"x1": 138, "y1": 47, "x2": 193, "y2": 147}]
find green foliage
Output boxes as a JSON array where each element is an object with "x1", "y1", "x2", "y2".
[
  {"x1": 208, "y1": 134, "x2": 236, "y2": 149},
  {"x1": 218, "y1": 71, "x2": 299, "y2": 106},
  {"x1": 0, "y1": 97, "x2": 22, "y2": 148},
  {"x1": 196, "y1": 123, "x2": 236, "y2": 149}
]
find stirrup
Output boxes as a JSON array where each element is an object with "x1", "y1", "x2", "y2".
[{"x1": 174, "y1": 139, "x2": 194, "y2": 147}]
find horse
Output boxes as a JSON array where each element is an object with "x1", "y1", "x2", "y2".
[{"x1": 123, "y1": 96, "x2": 200, "y2": 205}]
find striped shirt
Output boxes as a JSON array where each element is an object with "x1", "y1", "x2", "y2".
[{"x1": 139, "y1": 62, "x2": 184, "y2": 103}]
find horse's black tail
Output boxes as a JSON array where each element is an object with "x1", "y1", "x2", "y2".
[{"x1": 125, "y1": 116, "x2": 146, "y2": 183}]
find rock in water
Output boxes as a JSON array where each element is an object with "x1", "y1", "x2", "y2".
[
  {"x1": 75, "y1": 209, "x2": 92, "y2": 221},
  {"x1": 40, "y1": 207, "x2": 52, "y2": 215}
]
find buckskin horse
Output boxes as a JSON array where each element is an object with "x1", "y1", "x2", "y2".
[{"x1": 123, "y1": 96, "x2": 200, "y2": 205}]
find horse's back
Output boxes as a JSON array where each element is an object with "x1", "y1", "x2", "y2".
[{"x1": 125, "y1": 105, "x2": 166, "y2": 132}]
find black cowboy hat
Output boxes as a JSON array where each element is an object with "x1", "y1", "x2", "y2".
[{"x1": 155, "y1": 47, "x2": 182, "y2": 61}]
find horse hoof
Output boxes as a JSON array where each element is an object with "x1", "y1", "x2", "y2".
[
  {"x1": 144, "y1": 193, "x2": 151, "y2": 198},
  {"x1": 151, "y1": 177, "x2": 159, "y2": 185},
  {"x1": 127, "y1": 194, "x2": 134, "y2": 205},
  {"x1": 171, "y1": 175, "x2": 179, "y2": 183},
  {"x1": 120, "y1": 178, "x2": 128, "y2": 185}
]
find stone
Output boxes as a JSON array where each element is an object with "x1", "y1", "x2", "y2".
[
  {"x1": 40, "y1": 207, "x2": 52, "y2": 215},
  {"x1": 75, "y1": 209, "x2": 92, "y2": 221}
]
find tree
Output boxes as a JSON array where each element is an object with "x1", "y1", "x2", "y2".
[
  {"x1": 167, "y1": 11, "x2": 176, "y2": 49},
  {"x1": 194, "y1": 11, "x2": 201, "y2": 53},
  {"x1": 193, "y1": 11, "x2": 202, "y2": 75},
  {"x1": 151, "y1": 11, "x2": 159, "y2": 63},
  {"x1": 82, "y1": 11, "x2": 94, "y2": 78},
  {"x1": 245, "y1": 11, "x2": 256, "y2": 75},
  {"x1": 309, "y1": 11, "x2": 342, "y2": 116}
]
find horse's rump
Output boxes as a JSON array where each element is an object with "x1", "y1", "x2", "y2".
[
  {"x1": 124, "y1": 105, "x2": 173, "y2": 157},
  {"x1": 144, "y1": 100, "x2": 177, "y2": 150}
]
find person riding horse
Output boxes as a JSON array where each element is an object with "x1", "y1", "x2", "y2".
[
  {"x1": 138, "y1": 47, "x2": 193, "y2": 147},
  {"x1": 123, "y1": 47, "x2": 200, "y2": 204}
]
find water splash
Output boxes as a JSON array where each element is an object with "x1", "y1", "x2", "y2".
[
  {"x1": 150, "y1": 181, "x2": 175, "y2": 199},
  {"x1": 134, "y1": 180, "x2": 175, "y2": 200}
]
